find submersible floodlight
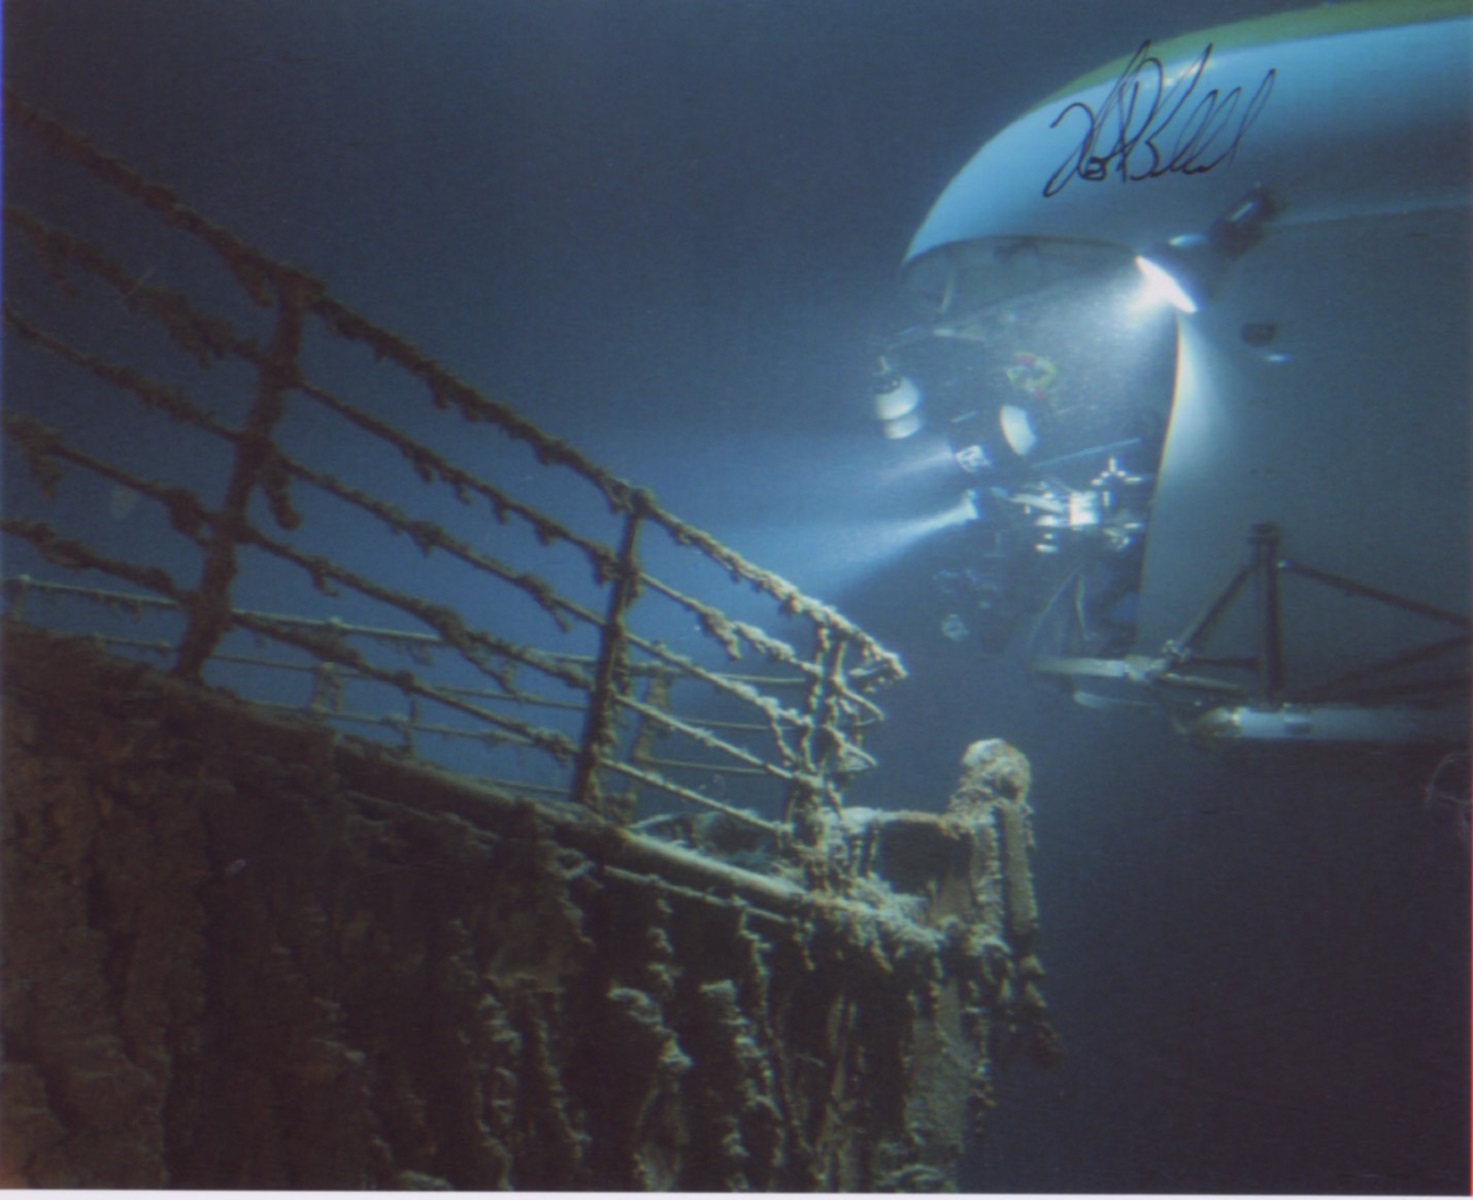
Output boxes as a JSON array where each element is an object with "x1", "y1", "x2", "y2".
[
  {"x1": 1135, "y1": 185, "x2": 1282, "y2": 314},
  {"x1": 871, "y1": 356, "x2": 924, "y2": 440}
]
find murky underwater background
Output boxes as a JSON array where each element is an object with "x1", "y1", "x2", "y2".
[{"x1": 4, "y1": 0, "x2": 1469, "y2": 1190}]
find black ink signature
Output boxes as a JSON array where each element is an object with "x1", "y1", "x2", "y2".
[{"x1": 1043, "y1": 41, "x2": 1275, "y2": 197}]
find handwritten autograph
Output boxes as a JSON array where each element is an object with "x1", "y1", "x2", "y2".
[{"x1": 1043, "y1": 41, "x2": 1275, "y2": 197}]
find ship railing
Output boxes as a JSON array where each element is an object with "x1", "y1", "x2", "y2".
[{"x1": 1, "y1": 90, "x2": 905, "y2": 855}]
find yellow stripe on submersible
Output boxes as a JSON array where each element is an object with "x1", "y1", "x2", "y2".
[{"x1": 1030, "y1": 0, "x2": 1472, "y2": 113}]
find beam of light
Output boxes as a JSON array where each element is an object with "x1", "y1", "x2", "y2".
[
  {"x1": 725, "y1": 491, "x2": 979, "y2": 598},
  {"x1": 585, "y1": 429, "x2": 984, "y2": 604},
  {"x1": 873, "y1": 436, "x2": 959, "y2": 487},
  {"x1": 1134, "y1": 254, "x2": 1199, "y2": 314},
  {"x1": 1021, "y1": 261, "x2": 1178, "y2": 355}
]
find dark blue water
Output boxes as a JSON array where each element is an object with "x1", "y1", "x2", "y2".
[{"x1": 6, "y1": 1, "x2": 1468, "y2": 1191}]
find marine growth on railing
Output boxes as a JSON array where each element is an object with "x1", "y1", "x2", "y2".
[{"x1": 1, "y1": 90, "x2": 905, "y2": 855}]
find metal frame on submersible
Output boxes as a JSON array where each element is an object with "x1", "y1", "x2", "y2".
[{"x1": 1033, "y1": 522, "x2": 1472, "y2": 748}]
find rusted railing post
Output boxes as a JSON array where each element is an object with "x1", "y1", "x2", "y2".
[
  {"x1": 173, "y1": 279, "x2": 305, "y2": 680},
  {"x1": 568, "y1": 493, "x2": 647, "y2": 818},
  {"x1": 781, "y1": 627, "x2": 847, "y2": 847}
]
